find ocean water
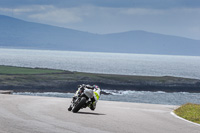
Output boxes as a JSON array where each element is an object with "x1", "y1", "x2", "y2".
[
  {"x1": 1, "y1": 48, "x2": 200, "y2": 105},
  {"x1": 0, "y1": 48, "x2": 200, "y2": 79},
  {"x1": 14, "y1": 91, "x2": 200, "y2": 105}
]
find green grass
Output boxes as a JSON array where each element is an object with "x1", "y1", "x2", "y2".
[
  {"x1": 174, "y1": 103, "x2": 200, "y2": 124},
  {"x1": 0, "y1": 65, "x2": 65, "y2": 75}
]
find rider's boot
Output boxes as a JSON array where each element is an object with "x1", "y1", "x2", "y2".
[{"x1": 89, "y1": 97, "x2": 96, "y2": 111}]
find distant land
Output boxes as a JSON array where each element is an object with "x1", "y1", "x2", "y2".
[
  {"x1": 0, "y1": 15, "x2": 200, "y2": 56},
  {"x1": 0, "y1": 65, "x2": 200, "y2": 93}
]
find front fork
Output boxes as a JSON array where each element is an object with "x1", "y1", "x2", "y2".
[{"x1": 68, "y1": 96, "x2": 78, "y2": 111}]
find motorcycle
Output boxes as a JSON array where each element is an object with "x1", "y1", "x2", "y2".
[{"x1": 68, "y1": 85, "x2": 94, "y2": 113}]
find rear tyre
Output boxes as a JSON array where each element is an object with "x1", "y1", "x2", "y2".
[{"x1": 72, "y1": 97, "x2": 86, "y2": 113}]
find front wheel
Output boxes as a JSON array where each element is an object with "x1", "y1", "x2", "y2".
[
  {"x1": 72, "y1": 97, "x2": 86, "y2": 113},
  {"x1": 68, "y1": 105, "x2": 72, "y2": 111}
]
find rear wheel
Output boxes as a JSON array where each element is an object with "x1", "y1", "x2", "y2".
[{"x1": 72, "y1": 97, "x2": 86, "y2": 113}]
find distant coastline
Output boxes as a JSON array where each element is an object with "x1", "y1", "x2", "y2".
[
  {"x1": 0, "y1": 65, "x2": 200, "y2": 93},
  {"x1": 1, "y1": 15, "x2": 200, "y2": 56}
]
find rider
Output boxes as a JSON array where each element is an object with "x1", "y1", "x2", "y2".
[
  {"x1": 75, "y1": 84, "x2": 101, "y2": 110},
  {"x1": 90, "y1": 84, "x2": 101, "y2": 110}
]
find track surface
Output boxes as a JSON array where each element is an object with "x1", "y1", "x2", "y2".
[{"x1": 0, "y1": 94, "x2": 199, "y2": 133}]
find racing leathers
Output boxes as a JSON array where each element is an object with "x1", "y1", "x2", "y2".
[{"x1": 74, "y1": 84, "x2": 100, "y2": 110}]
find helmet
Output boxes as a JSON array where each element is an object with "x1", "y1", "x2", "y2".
[{"x1": 93, "y1": 85, "x2": 99, "y2": 89}]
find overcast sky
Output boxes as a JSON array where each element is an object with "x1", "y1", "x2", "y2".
[{"x1": 0, "y1": 0, "x2": 200, "y2": 40}]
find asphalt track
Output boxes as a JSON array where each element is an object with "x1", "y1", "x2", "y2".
[{"x1": 0, "y1": 94, "x2": 199, "y2": 133}]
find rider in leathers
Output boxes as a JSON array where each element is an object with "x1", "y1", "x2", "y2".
[{"x1": 74, "y1": 84, "x2": 101, "y2": 110}]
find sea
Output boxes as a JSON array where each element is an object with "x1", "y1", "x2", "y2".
[{"x1": 1, "y1": 48, "x2": 200, "y2": 105}]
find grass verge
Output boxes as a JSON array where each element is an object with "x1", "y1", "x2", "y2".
[{"x1": 174, "y1": 103, "x2": 200, "y2": 124}]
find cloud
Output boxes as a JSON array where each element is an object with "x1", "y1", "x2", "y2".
[
  {"x1": 0, "y1": 1, "x2": 200, "y2": 39},
  {"x1": 29, "y1": 7, "x2": 82, "y2": 24},
  {"x1": 120, "y1": 8, "x2": 165, "y2": 15},
  {"x1": 0, "y1": 7, "x2": 32, "y2": 14},
  {"x1": 0, "y1": 5, "x2": 53, "y2": 15},
  {"x1": 0, "y1": 5, "x2": 83, "y2": 24},
  {"x1": 1, "y1": 0, "x2": 200, "y2": 9}
]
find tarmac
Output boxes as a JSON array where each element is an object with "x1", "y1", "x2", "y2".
[{"x1": 0, "y1": 94, "x2": 199, "y2": 133}]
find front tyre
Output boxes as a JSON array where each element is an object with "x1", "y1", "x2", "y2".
[
  {"x1": 68, "y1": 105, "x2": 72, "y2": 111},
  {"x1": 72, "y1": 97, "x2": 86, "y2": 113}
]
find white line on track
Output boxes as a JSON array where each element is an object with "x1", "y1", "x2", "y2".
[{"x1": 171, "y1": 111, "x2": 200, "y2": 127}]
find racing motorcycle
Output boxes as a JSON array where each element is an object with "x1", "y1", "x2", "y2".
[{"x1": 68, "y1": 85, "x2": 94, "y2": 113}]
